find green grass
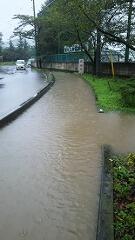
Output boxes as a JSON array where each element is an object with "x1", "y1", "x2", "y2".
[
  {"x1": 0, "y1": 61, "x2": 15, "y2": 66},
  {"x1": 112, "y1": 153, "x2": 135, "y2": 240},
  {"x1": 83, "y1": 74, "x2": 135, "y2": 113}
]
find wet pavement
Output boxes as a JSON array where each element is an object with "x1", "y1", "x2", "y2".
[
  {"x1": 0, "y1": 65, "x2": 46, "y2": 116},
  {"x1": 0, "y1": 71, "x2": 135, "y2": 240}
]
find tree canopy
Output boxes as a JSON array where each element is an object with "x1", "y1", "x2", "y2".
[
  {"x1": 12, "y1": 0, "x2": 135, "y2": 70},
  {"x1": 1, "y1": 37, "x2": 35, "y2": 62}
]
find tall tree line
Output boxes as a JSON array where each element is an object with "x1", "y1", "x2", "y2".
[
  {"x1": 12, "y1": 0, "x2": 135, "y2": 74},
  {"x1": 0, "y1": 33, "x2": 3, "y2": 55},
  {"x1": 36, "y1": 0, "x2": 135, "y2": 73},
  {"x1": 0, "y1": 33, "x2": 35, "y2": 62}
]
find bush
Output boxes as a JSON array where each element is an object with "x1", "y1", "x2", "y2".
[
  {"x1": 83, "y1": 74, "x2": 135, "y2": 112},
  {"x1": 120, "y1": 87, "x2": 135, "y2": 107},
  {"x1": 113, "y1": 153, "x2": 135, "y2": 240}
]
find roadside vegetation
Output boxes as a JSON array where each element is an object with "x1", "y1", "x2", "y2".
[
  {"x1": 83, "y1": 74, "x2": 135, "y2": 113},
  {"x1": 0, "y1": 33, "x2": 35, "y2": 62},
  {"x1": 0, "y1": 61, "x2": 15, "y2": 66},
  {"x1": 112, "y1": 153, "x2": 135, "y2": 240},
  {"x1": 9, "y1": 0, "x2": 135, "y2": 76}
]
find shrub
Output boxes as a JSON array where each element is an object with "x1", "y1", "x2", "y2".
[
  {"x1": 113, "y1": 153, "x2": 135, "y2": 240},
  {"x1": 120, "y1": 87, "x2": 135, "y2": 107}
]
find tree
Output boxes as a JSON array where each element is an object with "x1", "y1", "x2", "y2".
[
  {"x1": 0, "y1": 32, "x2": 3, "y2": 55},
  {"x1": 125, "y1": 0, "x2": 134, "y2": 62},
  {"x1": 37, "y1": 0, "x2": 103, "y2": 74},
  {"x1": 55, "y1": 0, "x2": 135, "y2": 73},
  {"x1": 7, "y1": 40, "x2": 15, "y2": 61},
  {"x1": 13, "y1": 15, "x2": 35, "y2": 40},
  {"x1": 12, "y1": 0, "x2": 135, "y2": 74},
  {"x1": 77, "y1": 0, "x2": 135, "y2": 51}
]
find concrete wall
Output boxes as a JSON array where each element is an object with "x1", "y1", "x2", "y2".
[
  {"x1": 34, "y1": 61, "x2": 135, "y2": 77},
  {"x1": 42, "y1": 62, "x2": 78, "y2": 72}
]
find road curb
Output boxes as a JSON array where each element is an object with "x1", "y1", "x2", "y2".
[
  {"x1": 0, "y1": 73, "x2": 55, "y2": 128},
  {"x1": 96, "y1": 145, "x2": 114, "y2": 240}
]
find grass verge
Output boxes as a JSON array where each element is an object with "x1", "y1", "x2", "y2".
[
  {"x1": 83, "y1": 74, "x2": 135, "y2": 113},
  {"x1": 112, "y1": 153, "x2": 135, "y2": 240},
  {"x1": 0, "y1": 61, "x2": 15, "y2": 66}
]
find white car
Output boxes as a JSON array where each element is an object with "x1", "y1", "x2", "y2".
[{"x1": 16, "y1": 60, "x2": 26, "y2": 70}]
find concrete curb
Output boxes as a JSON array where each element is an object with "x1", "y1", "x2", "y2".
[
  {"x1": 0, "y1": 73, "x2": 55, "y2": 128},
  {"x1": 96, "y1": 145, "x2": 114, "y2": 240}
]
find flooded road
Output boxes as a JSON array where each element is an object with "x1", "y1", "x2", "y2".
[
  {"x1": 0, "y1": 72, "x2": 135, "y2": 240},
  {"x1": 98, "y1": 112, "x2": 135, "y2": 153},
  {"x1": 0, "y1": 66, "x2": 46, "y2": 116}
]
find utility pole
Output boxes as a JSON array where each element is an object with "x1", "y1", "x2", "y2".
[
  {"x1": 32, "y1": 0, "x2": 39, "y2": 67},
  {"x1": 32, "y1": 0, "x2": 36, "y2": 21},
  {"x1": 31, "y1": 0, "x2": 56, "y2": 68}
]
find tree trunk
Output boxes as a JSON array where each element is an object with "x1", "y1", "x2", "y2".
[
  {"x1": 94, "y1": 29, "x2": 101, "y2": 76},
  {"x1": 125, "y1": 0, "x2": 133, "y2": 63}
]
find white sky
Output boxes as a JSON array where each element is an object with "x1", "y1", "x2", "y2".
[{"x1": 0, "y1": 0, "x2": 45, "y2": 43}]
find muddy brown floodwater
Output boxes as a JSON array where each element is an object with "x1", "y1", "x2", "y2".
[{"x1": 0, "y1": 72, "x2": 135, "y2": 240}]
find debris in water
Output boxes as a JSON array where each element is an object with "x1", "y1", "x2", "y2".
[{"x1": 99, "y1": 108, "x2": 104, "y2": 113}]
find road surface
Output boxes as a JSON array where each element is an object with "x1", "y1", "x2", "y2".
[
  {"x1": 0, "y1": 71, "x2": 135, "y2": 240},
  {"x1": 0, "y1": 65, "x2": 46, "y2": 116}
]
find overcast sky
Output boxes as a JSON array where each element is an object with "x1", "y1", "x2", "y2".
[{"x1": 0, "y1": 0, "x2": 45, "y2": 43}]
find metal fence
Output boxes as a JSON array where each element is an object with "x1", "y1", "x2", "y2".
[
  {"x1": 42, "y1": 53, "x2": 90, "y2": 63},
  {"x1": 41, "y1": 50, "x2": 135, "y2": 64}
]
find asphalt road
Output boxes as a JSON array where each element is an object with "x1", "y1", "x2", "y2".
[{"x1": 0, "y1": 65, "x2": 46, "y2": 116}]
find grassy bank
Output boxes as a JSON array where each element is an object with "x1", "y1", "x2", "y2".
[
  {"x1": 83, "y1": 74, "x2": 135, "y2": 113},
  {"x1": 0, "y1": 61, "x2": 15, "y2": 66},
  {"x1": 112, "y1": 153, "x2": 135, "y2": 240}
]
